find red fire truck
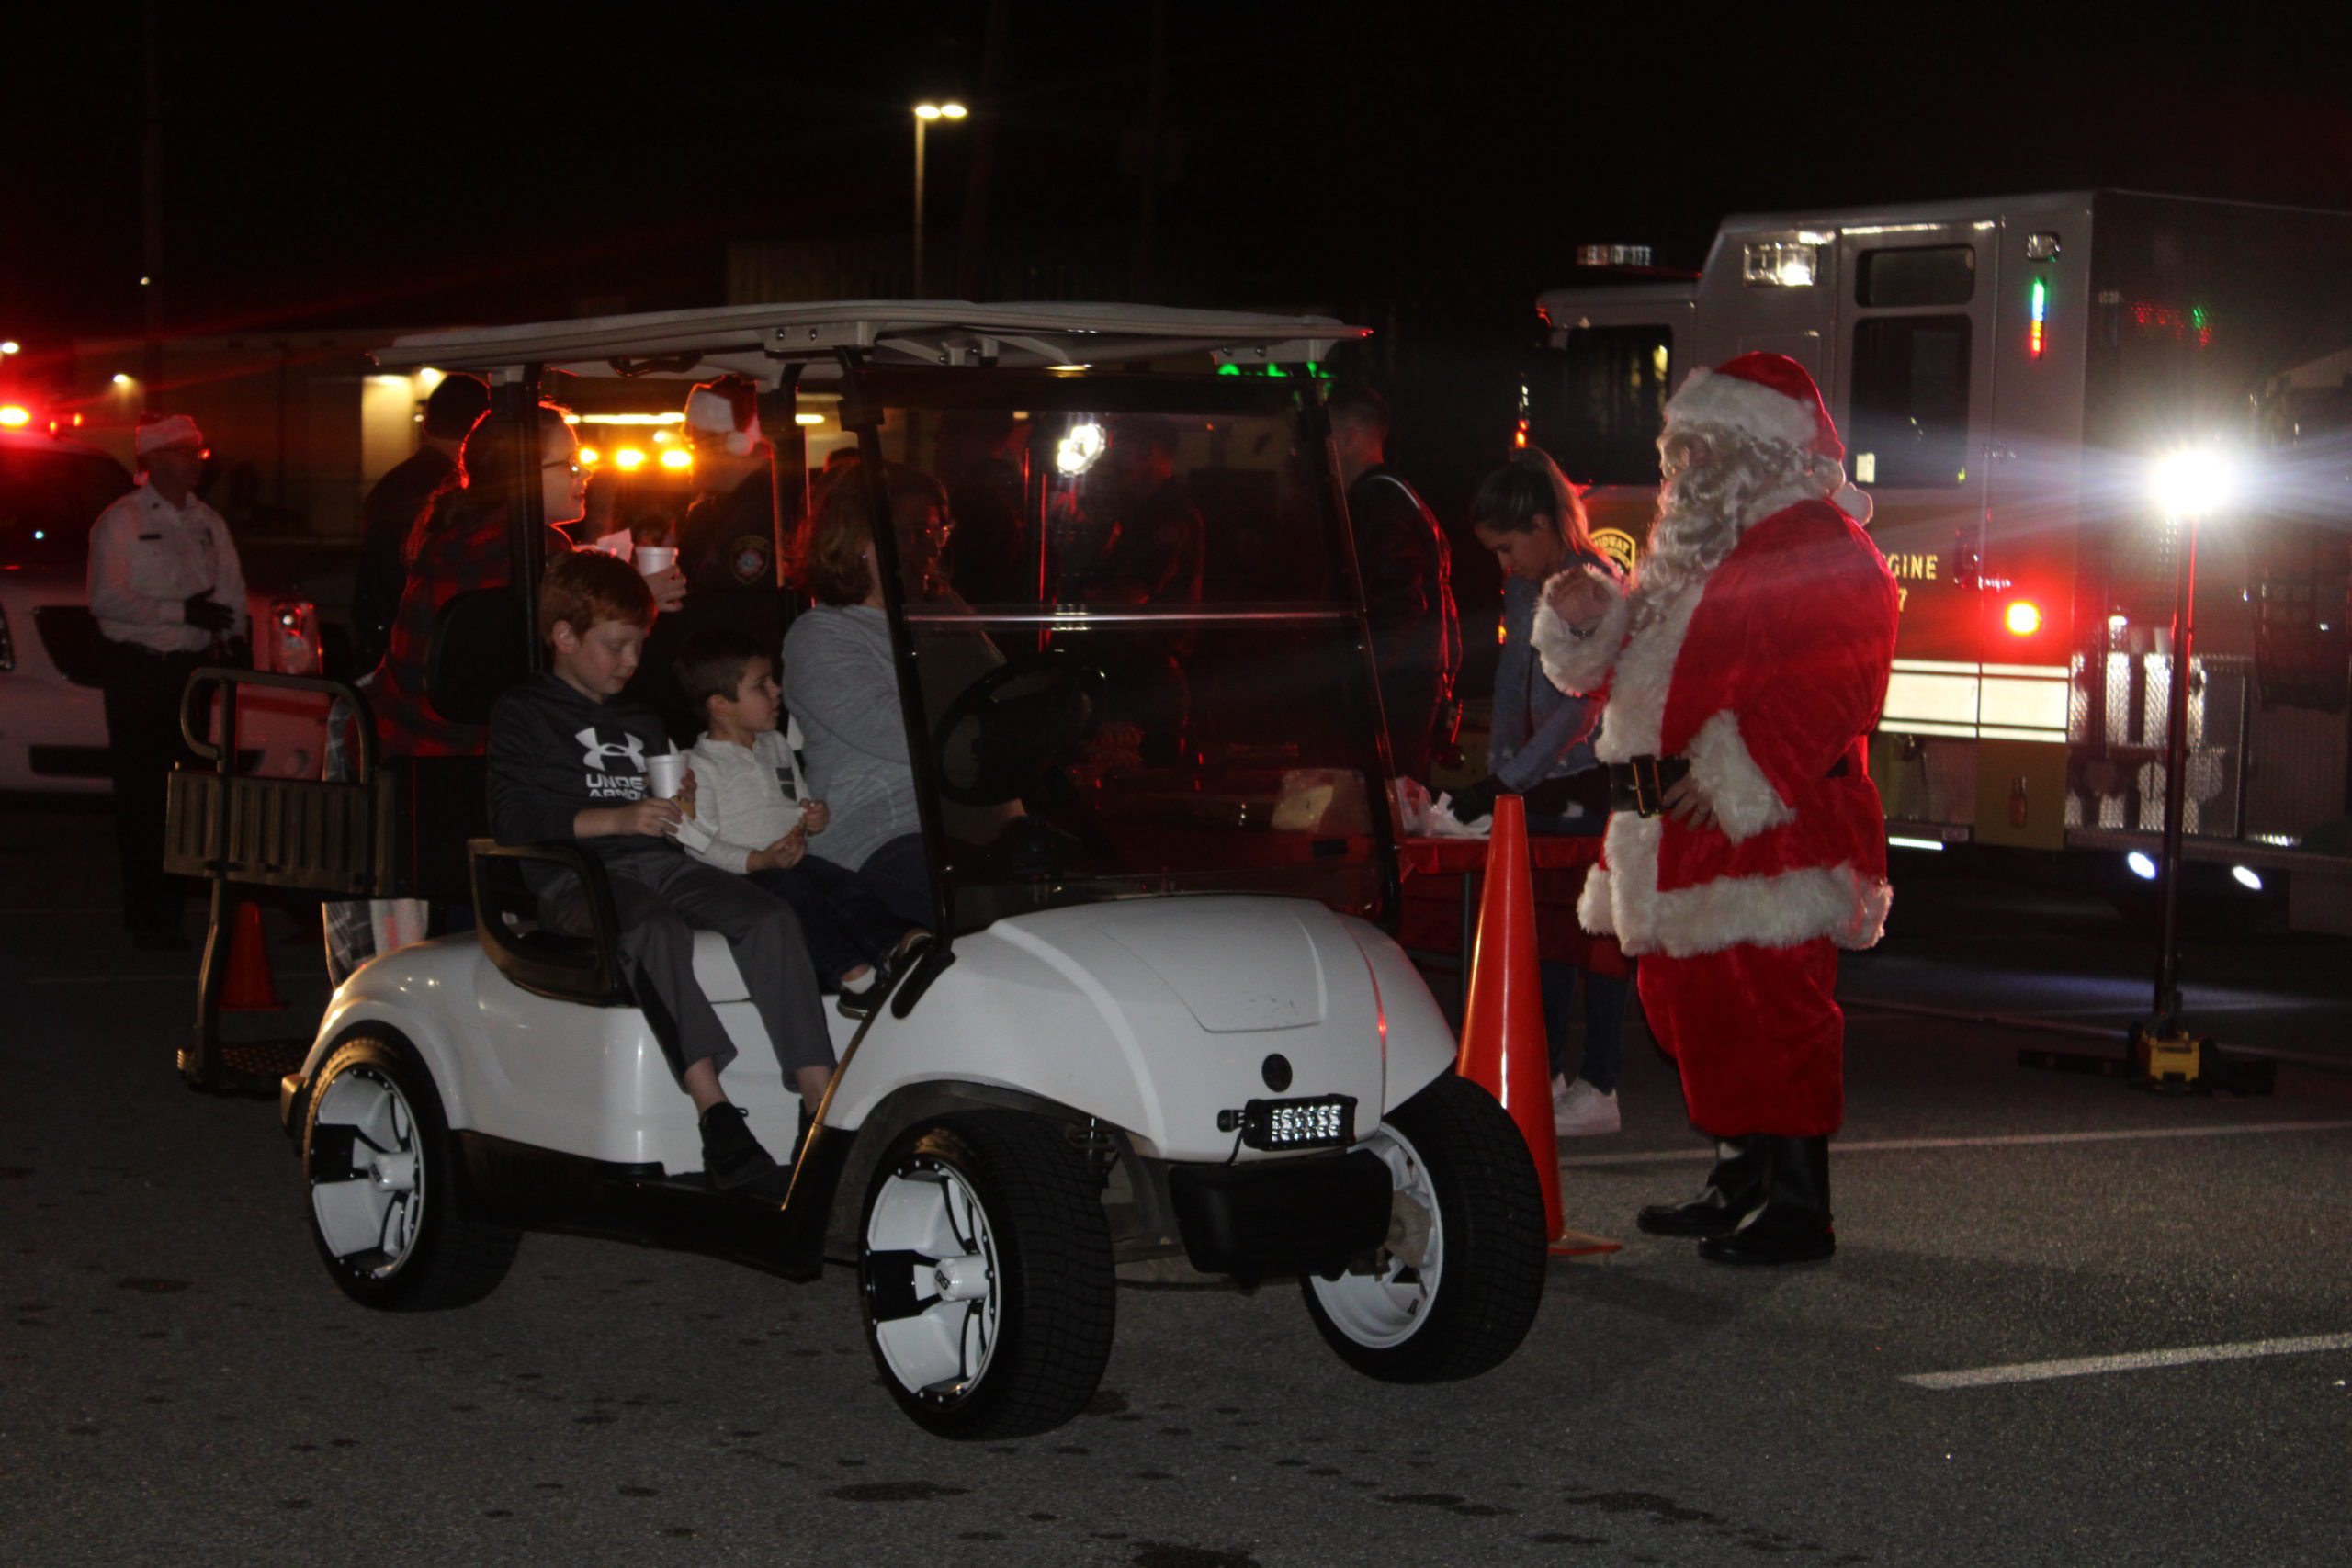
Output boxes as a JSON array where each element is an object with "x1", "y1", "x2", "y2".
[{"x1": 1523, "y1": 192, "x2": 2352, "y2": 932}]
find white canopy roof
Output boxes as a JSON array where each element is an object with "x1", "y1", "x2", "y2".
[{"x1": 374, "y1": 300, "x2": 1368, "y2": 384}]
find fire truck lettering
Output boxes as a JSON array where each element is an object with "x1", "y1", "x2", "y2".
[{"x1": 1887, "y1": 553, "x2": 1940, "y2": 581}]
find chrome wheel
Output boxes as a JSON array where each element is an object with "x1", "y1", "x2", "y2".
[
  {"x1": 1306, "y1": 1123, "x2": 1444, "y2": 1349},
  {"x1": 864, "y1": 1156, "x2": 1003, "y2": 1401},
  {"x1": 309, "y1": 1064, "x2": 425, "y2": 1277}
]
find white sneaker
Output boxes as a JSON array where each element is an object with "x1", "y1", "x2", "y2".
[{"x1": 1552, "y1": 1076, "x2": 1620, "y2": 1137}]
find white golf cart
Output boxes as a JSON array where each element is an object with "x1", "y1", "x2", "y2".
[{"x1": 271, "y1": 303, "x2": 1546, "y2": 1439}]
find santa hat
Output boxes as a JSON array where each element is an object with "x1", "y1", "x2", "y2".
[
  {"x1": 134, "y1": 412, "x2": 205, "y2": 457},
  {"x1": 1664, "y1": 353, "x2": 1841, "y2": 462},
  {"x1": 1665, "y1": 352, "x2": 1872, "y2": 524},
  {"x1": 684, "y1": 376, "x2": 762, "y2": 457}
]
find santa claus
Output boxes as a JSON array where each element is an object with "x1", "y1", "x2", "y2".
[{"x1": 1530, "y1": 352, "x2": 1898, "y2": 1266}]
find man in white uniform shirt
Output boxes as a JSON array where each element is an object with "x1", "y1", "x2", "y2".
[{"x1": 86, "y1": 412, "x2": 248, "y2": 948}]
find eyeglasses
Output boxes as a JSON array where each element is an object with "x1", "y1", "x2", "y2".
[{"x1": 542, "y1": 458, "x2": 585, "y2": 479}]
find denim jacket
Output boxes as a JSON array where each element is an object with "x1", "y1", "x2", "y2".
[{"x1": 1488, "y1": 549, "x2": 1615, "y2": 829}]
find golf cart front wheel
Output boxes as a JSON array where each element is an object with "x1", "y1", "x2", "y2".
[
  {"x1": 859, "y1": 1113, "x2": 1114, "y2": 1439},
  {"x1": 1301, "y1": 1072, "x2": 1545, "y2": 1382},
  {"x1": 301, "y1": 1034, "x2": 518, "y2": 1312}
]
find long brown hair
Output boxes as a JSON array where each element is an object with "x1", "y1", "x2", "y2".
[
  {"x1": 791, "y1": 456, "x2": 952, "y2": 606},
  {"x1": 1466, "y1": 446, "x2": 1597, "y2": 560}
]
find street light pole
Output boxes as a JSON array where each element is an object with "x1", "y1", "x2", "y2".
[
  {"x1": 912, "y1": 109, "x2": 929, "y2": 299},
  {"x1": 910, "y1": 102, "x2": 966, "y2": 299},
  {"x1": 2153, "y1": 507, "x2": 2197, "y2": 1032}
]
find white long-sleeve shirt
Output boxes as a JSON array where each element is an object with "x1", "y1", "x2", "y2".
[
  {"x1": 674, "y1": 728, "x2": 808, "y2": 875},
  {"x1": 86, "y1": 481, "x2": 248, "y2": 652}
]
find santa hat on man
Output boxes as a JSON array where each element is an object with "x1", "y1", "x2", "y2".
[
  {"x1": 134, "y1": 412, "x2": 206, "y2": 457},
  {"x1": 1662, "y1": 352, "x2": 1871, "y2": 525},
  {"x1": 684, "y1": 375, "x2": 763, "y2": 457}
]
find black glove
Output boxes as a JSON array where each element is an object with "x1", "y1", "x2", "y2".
[
  {"x1": 1448, "y1": 774, "x2": 1505, "y2": 823},
  {"x1": 183, "y1": 592, "x2": 234, "y2": 635}
]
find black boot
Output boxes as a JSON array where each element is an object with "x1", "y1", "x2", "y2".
[
  {"x1": 1636, "y1": 1137, "x2": 1767, "y2": 1236},
  {"x1": 1699, "y1": 1135, "x2": 1834, "y2": 1265},
  {"x1": 699, "y1": 1102, "x2": 780, "y2": 1191}
]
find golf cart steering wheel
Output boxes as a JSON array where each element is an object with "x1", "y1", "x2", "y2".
[{"x1": 929, "y1": 649, "x2": 1105, "y2": 807}]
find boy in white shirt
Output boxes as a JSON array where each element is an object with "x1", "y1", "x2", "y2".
[{"x1": 673, "y1": 628, "x2": 921, "y2": 1017}]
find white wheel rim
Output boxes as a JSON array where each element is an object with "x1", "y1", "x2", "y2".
[
  {"x1": 1307, "y1": 1124, "x2": 1443, "y2": 1349},
  {"x1": 865, "y1": 1157, "x2": 1002, "y2": 1402},
  {"x1": 310, "y1": 1066, "x2": 426, "y2": 1278}
]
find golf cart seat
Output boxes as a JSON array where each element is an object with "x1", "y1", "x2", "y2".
[{"x1": 466, "y1": 838, "x2": 751, "y2": 1010}]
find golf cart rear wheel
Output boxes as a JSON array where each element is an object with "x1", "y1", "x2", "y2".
[
  {"x1": 301, "y1": 1034, "x2": 518, "y2": 1312},
  {"x1": 1301, "y1": 1073, "x2": 1545, "y2": 1382},
  {"x1": 860, "y1": 1113, "x2": 1114, "y2": 1439}
]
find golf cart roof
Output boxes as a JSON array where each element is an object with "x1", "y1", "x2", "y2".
[{"x1": 374, "y1": 300, "x2": 1370, "y2": 385}]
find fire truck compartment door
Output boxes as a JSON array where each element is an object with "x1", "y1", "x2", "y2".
[{"x1": 1834, "y1": 220, "x2": 1999, "y2": 668}]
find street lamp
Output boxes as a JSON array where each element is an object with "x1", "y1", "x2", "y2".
[{"x1": 911, "y1": 101, "x2": 967, "y2": 299}]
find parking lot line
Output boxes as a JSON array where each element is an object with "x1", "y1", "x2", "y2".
[
  {"x1": 1903, "y1": 1332, "x2": 2352, "y2": 1390},
  {"x1": 1559, "y1": 1119, "x2": 2352, "y2": 1168}
]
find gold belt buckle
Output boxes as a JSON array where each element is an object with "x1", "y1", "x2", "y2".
[{"x1": 1631, "y1": 755, "x2": 1664, "y2": 818}]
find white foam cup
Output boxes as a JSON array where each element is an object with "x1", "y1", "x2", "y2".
[
  {"x1": 646, "y1": 750, "x2": 685, "y2": 800},
  {"x1": 635, "y1": 545, "x2": 678, "y2": 576}
]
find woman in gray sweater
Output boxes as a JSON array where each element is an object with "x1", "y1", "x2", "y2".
[{"x1": 783, "y1": 460, "x2": 1002, "y2": 930}]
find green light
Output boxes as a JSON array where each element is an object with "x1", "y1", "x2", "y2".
[
  {"x1": 2188, "y1": 306, "x2": 2208, "y2": 330},
  {"x1": 1216, "y1": 363, "x2": 1241, "y2": 376}
]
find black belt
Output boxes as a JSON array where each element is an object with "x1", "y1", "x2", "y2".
[{"x1": 1607, "y1": 751, "x2": 1849, "y2": 818}]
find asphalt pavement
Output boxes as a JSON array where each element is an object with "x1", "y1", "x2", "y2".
[{"x1": 3, "y1": 801, "x2": 2347, "y2": 1567}]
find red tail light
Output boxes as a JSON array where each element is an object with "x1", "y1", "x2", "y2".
[{"x1": 2004, "y1": 600, "x2": 2042, "y2": 637}]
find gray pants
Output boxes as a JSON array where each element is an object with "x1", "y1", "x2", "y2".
[{"x1": 548, "y1": 854, "x2": 832, "y2": 1082}]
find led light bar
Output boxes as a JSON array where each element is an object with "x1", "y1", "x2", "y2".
[{"x1": 1217, "y1": 1095, "x2": 1357, "y2": 1152}]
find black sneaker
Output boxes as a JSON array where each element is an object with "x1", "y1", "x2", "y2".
[
  {"x1": 834, "y1": 930, "x2": 934, "y2": 1021},
  {"x1": 698, "y1": 1102, "x2": 779, "y2": 1190},
  {"x1": 835, "y1": 969, "x2": 884, "y2": 1021}
]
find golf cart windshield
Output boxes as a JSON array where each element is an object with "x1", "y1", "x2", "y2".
[{"x1": 853, "y1": 370, "x2": 1394, "y2": 934}]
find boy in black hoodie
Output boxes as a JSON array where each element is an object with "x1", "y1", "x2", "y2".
[{"x1": 487, "y1": 550, "x2": 831, "y2": 1189}]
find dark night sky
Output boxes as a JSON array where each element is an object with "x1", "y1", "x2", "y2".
[{"x1": 11, "y1": 1, "x2": 2352, "y2": 340}]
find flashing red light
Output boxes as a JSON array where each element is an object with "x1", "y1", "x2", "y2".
[
  {"x1": 1513, "y1": 417, "x2": 1530, "y2": 450},
  {"x1": 2004, "y1": 600, "x2": 2042, "y2": 637},
  {"x1": 0, "y1": 405, "x2": 29, "y2": 428}
]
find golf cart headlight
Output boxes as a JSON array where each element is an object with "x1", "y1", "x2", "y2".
[
  {"x1": 1216, "y1": 1094, "x2": 1356, "y2": 1152},
  {"x1": 2149, "y1": 444, "x2": 2240, "y2": 515}
]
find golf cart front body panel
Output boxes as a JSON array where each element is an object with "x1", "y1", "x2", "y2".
[{"x1": 825, "y1": 897, "x2": 1454, "y2": 1163}]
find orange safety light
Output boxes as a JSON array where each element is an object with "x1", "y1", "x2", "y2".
[
  {"x1": 614, "y1": 447, "x2": 647, "y2": 470},
  {"x1": 660, "y1": 448, "x2": 692, "y2": 471},
  {"x1": 2004, "y1": 599, "x2": 2042, "y2": 637},
  {"x1": 577, "y1": 446, "x2": 601, "y2": 465}
]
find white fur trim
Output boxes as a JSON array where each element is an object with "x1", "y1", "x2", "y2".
[
  {"x1": 1831, "y1": 482, "x2": 1873, "y2": 526},
  {"x1": 1592, "y1": 580, "x2": 1702, "y2": 764},
  {"x1": 1664, "y1": 367, "x2": 1820, "y2": 453},
  {"x1": 1531, "y1": 572, "x2": 1628, "y2": 695},
  {"x1": 1683, "y1": 709, "x2": 1794, "y2": 844},
  {"x1": 1588, "y1": 809, "x2": 1889, "y2": 956},
  {"x1": 1577, "y1": 865, "x2": 1614, "y2": 935}
]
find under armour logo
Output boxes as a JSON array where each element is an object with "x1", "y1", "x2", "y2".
[{"x1": 576, "y1": 726, "x2": 647, "y2": 773}]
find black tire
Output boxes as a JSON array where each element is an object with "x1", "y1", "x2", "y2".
[
  {"x1": 301, "y1": 1033, "x2": 519, "y2": 1312},
  {"x1": 1300, "y1": 1072, "x2": 1546, "y2": 1382},
  {"x1": 859, "y1": 1113, "x2": 1114, "y2": 1439}
]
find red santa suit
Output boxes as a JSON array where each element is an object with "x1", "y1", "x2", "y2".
[{"x1": 1532, "y1": 355, "x2": 1898, "y2": 1139}]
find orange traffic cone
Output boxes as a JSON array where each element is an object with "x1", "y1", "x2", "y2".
[
  {"x1": 1454, "y1": 795, "x2": 1619, "y2": 1257},
  {"x1": 220, "y1": 901, "x2": 284, "y2": 1012}
]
